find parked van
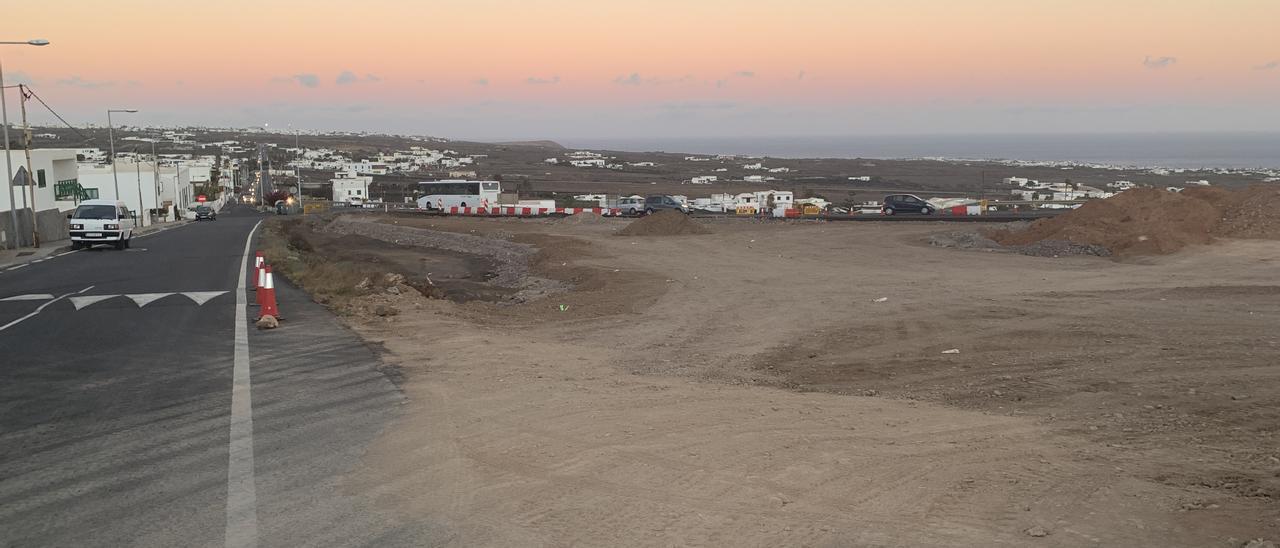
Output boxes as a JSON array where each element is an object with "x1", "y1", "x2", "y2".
[{"x1": 67, "y1": 199, "x2": 136, "y2": 250}]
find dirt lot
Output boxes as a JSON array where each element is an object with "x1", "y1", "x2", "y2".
[{"x1": 277, "y1": 213, "x2": 1280, "y2": 546}]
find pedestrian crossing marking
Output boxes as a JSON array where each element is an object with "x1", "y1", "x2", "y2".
[
  {"x1": 127, "y1": 293, "x2": 175, "y2": 307},
  {"x1": 69, "y1": 295, "x2": 118, "y2": 310},
  {"x1": 182, "y1": 291, "x2": 228, "y2": 305}
]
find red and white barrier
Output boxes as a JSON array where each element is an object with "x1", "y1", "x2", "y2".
[{"x1": 433, "y1": 207, "x2": 622, "y2": 217}]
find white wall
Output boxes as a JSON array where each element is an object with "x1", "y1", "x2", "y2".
[{"x1": 2, "y1": 149, "x2": 79, "y2": 213}]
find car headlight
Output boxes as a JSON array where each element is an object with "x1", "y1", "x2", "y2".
[
  {"x1": 71, "y1": 223, "x2": 83, "y2": 230},
  {"x1": 105, "y1": 223, "x2": 119, "y2": 230}
]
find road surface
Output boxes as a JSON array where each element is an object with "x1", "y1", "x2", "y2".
[{"x1": 0, "y1": 206, "x2": 429, "y2": 546}]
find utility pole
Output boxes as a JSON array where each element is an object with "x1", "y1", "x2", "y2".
[
  {"x1": 18, "y1": 84, "x2": 37, "y2": 247},
  {"x1": 135, "y1": 154, "x2": 146, "y2": 227},
  {"x1": 150, "y1": 140, "x2": 161, "y2": 221}
]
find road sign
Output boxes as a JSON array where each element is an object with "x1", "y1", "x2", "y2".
[{"x1": 197, "y1": 195, "x2": 207, "y2": 203}]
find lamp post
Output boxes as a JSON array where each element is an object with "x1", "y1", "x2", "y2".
[
  {"x1": 1, "y1": 38, "x2": 49, "y2": 249},
  {"x1": 106, "y1": 108, "x2": 137, "y2": 210}
]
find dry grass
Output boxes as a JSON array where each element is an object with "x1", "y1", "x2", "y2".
[{"x1": 259, "y1": 218, "x2": 393, "y2": 310}]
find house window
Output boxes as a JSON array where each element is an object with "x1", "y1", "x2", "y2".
[
  {"x1": 37, "y1": 169, "x2": 47, "y2": 188},
  {"x1": 84, "y1": 188, "x2": 99, "y2": 199}
]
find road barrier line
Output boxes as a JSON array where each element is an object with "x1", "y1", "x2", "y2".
[
  {"x1": 226, "y1": 220, "x2": 262, "y2": 548},
  {"x1": 0, "y1": 285, "x2": 93, "y2": 333}
]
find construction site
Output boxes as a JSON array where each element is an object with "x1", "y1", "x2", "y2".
[{"x1": 261, "y1": 185, "x2": 1280, "y2": 546}]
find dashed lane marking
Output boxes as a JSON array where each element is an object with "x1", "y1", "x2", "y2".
[{"x1": 0, "y1": 294, "x2": 54, "y2": 302}]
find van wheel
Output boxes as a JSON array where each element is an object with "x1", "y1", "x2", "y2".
[
  {"x1": 71, "y1": 241, "x2": 83, "y2": 250},
  {"x1": 124, "y1": 237, "x2": 131, "y2": 249},
  {"x1": 114, "y1": 240, "x2": 126, "y2": 250}
]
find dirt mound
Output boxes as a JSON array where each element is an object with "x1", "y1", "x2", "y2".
[
  {"x1": 1213, "y1": 186, "x2": 1280, "y2": 239},
  {"x1": 991, "y1": 186, "x2": 1280, "y2": 256},
  {"x1": 616, "y1": 210, "x2": 712, "y2": 236}
]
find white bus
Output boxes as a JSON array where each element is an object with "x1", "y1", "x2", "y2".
[{"x1": 416, "y1": 180, "x2": 501, "y2": 210}]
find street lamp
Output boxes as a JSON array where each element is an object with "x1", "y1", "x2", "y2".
[
  {"x1": 1, "y1": 38, "x2": 49, "y2": 249},
  {"x1": 106, "y1": 108, "x2": 137, "y2": 212}
]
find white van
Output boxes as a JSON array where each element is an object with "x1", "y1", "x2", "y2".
[{"x1": 68, "y1": 199, "x2": 136, "y2": 250}]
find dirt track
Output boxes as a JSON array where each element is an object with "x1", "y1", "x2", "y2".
[{"x1": 315, "y1": 214, "x2": 1280, "y2": 546}]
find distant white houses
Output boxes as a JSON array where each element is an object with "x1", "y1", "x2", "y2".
[
  {"x1": 544, "y1": 158, "x2": 559, "y2": 164},
  {"x1": 570, "y1": 158, "x2": 606, "y2": 168},
  {"x1": 768, "y1": 167, "x2": 791, "y2": 173},
  {"x1": 1003, "y1": 177, "x2": 1033, "y2": 187},
  {"x1": 684, "y1": 156, "x2": 713, "y2": 162},
  {"x1": 743, "y1": 175, "x2": 766, "y2": 183},
  {"x1": 1185, "y1": 179, "x2": 1211, "y2": 186},
  {"x1": 743, "y1": 163, "x2": 764, "y2": 170},
  {"x1": 848, "y1": 176, "x2": 871, "y2": 182},
  {"x1": 1108, "y1": 180, "x2": 1137, "y2": 190},
  {"x1": 690, "y1": 176, "x2": 718, "y2": 185},
  {"x1": 628, "y1": 161, "x2": 658, "y2": 167}
]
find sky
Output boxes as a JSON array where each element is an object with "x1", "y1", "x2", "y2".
[{"x1": 4, "y1": 0, "x2": 1280, "y2": 141}]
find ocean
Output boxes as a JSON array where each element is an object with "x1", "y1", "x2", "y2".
[{"x1": 565, "y1": 133, "x2": 1280, "y2": 170}]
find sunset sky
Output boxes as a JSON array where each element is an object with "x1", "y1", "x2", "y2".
[{"x1": 4, "y1": 0, "x2": 1279, "y2": 140}]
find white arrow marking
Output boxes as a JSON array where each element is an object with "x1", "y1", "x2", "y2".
[
  {"x1": 0, "y1": 294, "x2": 54, "y2": 302},
  {"x1": 70, "y1": 294, "x2": 117, "y2": 310},
  {"x1": 182, "y1": 291, "x2": 227, "y2": 306},
  {"x1": 126, "y1": 293, "x2": 176, "y2": 308}
]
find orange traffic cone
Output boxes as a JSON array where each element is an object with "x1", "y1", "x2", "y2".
[
  {"x1": 253, "y1": 251, "x2": 264, "y2": 290},
  {"x1": 258, "y1": 265, "x2": 282, "y2": 320},
  {"x1": 254, "y1": 264, "x2": 267, "y2": 307}
]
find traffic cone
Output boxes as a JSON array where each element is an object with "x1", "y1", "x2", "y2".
[
  {"x1": 258, "y1": 265, "x2": 282, "y2": 320},
  {"x1": 254, "y1": 265, "x2": 267, "y2": 307},
  {"x1": 253, "y1": 251, "x2": 264, "y2": 290}
]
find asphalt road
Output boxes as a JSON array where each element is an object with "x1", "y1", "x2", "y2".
[{"x1": 0, "y1": 206, "x2": 429, "y2": 546}]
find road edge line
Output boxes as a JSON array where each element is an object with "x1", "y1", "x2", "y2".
[{"x1": 226, "y1": 220, "x2": 262, "y2": 548}]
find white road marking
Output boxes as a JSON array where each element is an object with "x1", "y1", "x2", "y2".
[
  {"x1": 183, "y1": 291, "x2": 227, "y2": 306},
  {"x1": 126, "y1": 293, "x2": 174, "y2": 307},
  {"x1": 7, "y1": 264, "x2": 28, "y2": 270},
  {"x1": 0, "y1": 286, "x2": 93, "y2": 332},
  {"x1": 69, "y1": 294, "x2": 118, "y2": 310},
  {"x1": 226, "y1": 220, "x2": 262, "y2": 548},
  {"x1": 0, "y1": 294, "x2": 54, "y2": 302}
]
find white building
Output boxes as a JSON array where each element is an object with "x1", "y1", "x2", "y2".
[
  {"x1": 690, "y1": 176, "x2": 718, "y2": 184},
  {"x1": 570, "y1": 159, "x2": 606, "y2": 168},
  {"x1": 768, "y1": 167, "x2": 791, "y2": 173},
  {"x1": 744, "y1": 175, "x2": 765, "y2": 183},
  {"x1": 1003, "y1": 177, "x2": 1033, "y2": 187},
  {"x1": 330, "y1": 171, "x2": 372, "y2": 203},
  {"x1": 2, "y1": 149, "x2": 80, "y2": 214},
  {"x1": 1185, "y1": 179, "x2": 1211, "y2": 186},
  {"x1": 1109, "y1": 180, "x2": 1137, "y2": 190},
  {"x1": 743, "y1": 163, "x2": 764, "y2": 170},
  {"x1": 75, "y1": 160, "x2": 191, "y2": 223},
  {"x1": 848, "y1": 176, "x2": 871, "y2": 182}
]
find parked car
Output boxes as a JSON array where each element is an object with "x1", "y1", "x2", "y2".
[
  {"x1": 67, "y1": 199, "x2": 136, "y2": 250},
  {"x1": 881, "y1": 194, "x2": 934, "y2": 216},
  {"x1": 617, "y1": 196, "x2": 645, "y2": 216},
  {"x1": 194, "y1": 205, "x2": 217, "y2": 221},
  {"x1": 644, "y1": 195, "x2": 688, "y2": 215}
]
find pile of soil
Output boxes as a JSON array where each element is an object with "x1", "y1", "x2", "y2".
[
  {"x1": 991, "y1": 186, "x2": 1280, "y2": 256},
  {"x1": 616, "y1": 210, "x2": 712, "y2": 236},
  {"x1": 553, "y1": 212, "x2": 611, "y2": 226}
]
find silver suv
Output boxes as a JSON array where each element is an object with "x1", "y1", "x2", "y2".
[{"x1": 644, "y1": 195, "x2": 688, "y2": 214}]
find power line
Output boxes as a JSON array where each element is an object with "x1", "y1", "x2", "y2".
[{"x1": 18, "y1": 85, "x2": 97, "y2": 146}]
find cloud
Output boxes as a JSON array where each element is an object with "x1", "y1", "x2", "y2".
[
  {"x1": 1255, "y1": 60, "x2": 1280, "y2": 71},
  {"x1": 473, "y1": 78, "x2": 489, "y2": 86},
  {"x1": 734, "y1": 70, "x2": 756, "y2": 78},
  {"x1": 56, "y1": 75, "x2": 115, "y2": 89},
  {"x1": 336, "y1": 70, "x2": 382, "y2": 85},
  {"x1": 525, "y1": 75, "x2": 561, "y2": 85},
  {"x1": 615, "y1": 73, "x2": 644, "y2": 86},
  {"x1": 1142, "y1": 56, "x2": 1177, "y2": 69},
  {"x1": 614, "y1": 73, "x2": 692, "y2": 86},
  {"x1": 271, "y1": 73, "x2": 320, "y2": 87}
]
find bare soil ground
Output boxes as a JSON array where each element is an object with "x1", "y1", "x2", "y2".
[{"x1": 282, "y1": 214, "x2": 1279, "y2": 546}]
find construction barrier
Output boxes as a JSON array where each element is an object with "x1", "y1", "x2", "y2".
[{"x1": 431, "y1": 207, "x2": 621, "y2": 216}]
